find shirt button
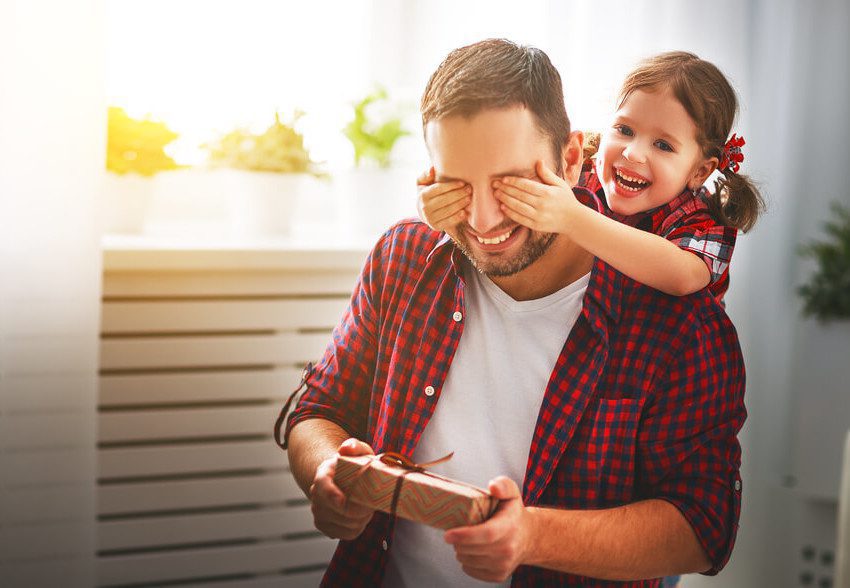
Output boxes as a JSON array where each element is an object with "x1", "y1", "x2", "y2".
[
  {"x1": 382, "y1": 539, "x2": 388, "y2": 551},
  {"x1": 734, "y1": 480, "x2": 742, "y2": 491},
  {"x1": 452, "y1": 311, "x2": 463, "y2": 322},
  {"x1": 424, "y1": 385, "x2": 435, "y2": 397}
]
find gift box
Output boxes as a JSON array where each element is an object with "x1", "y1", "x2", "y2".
[{"x1": 334, "y1": 454, "x2": 499, "y2": 530}]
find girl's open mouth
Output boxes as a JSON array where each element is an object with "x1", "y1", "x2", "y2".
[{"x1": 614, "y1": 168, "x2": 651, "y2": 193}]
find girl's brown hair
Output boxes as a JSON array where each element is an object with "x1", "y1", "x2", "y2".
[{"x1": 618, "y1": 51, "x2": 764, "y2": 232}]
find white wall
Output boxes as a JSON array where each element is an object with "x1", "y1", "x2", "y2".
[{"x1": 0, "y1": 1, "x2": 105, "y2": 586}]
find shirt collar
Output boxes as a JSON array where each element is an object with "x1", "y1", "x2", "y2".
[
  {"x1": 426, "y1": 232, "x2": 468, "y2": 282},
  {"x1": 426, "y1": 228, "x2": 623, "y2": 322}
]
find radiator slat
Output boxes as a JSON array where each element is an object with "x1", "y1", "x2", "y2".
[
  {"x1": 99, "y1": 473, "x2": 303, "y2": 516},
  {"x1": 99, "y1": 440, "x2": 284, "y2": 480},
  {"x1": 100, "y1": 368, "x2": 303, "y2": 406},
  {"x1": 102, "y1": 269, "x2": 360, "y2": 298},
  {"x1": 101, "y1": 298, "x2": 349, "y2": 333},
  {"x1": 100, "y1": 333, "x2": 330, "y2": 370},
  {"x1": 96, "y1": 537, "x2": 337, "y2": 586},
  {"x1": 178, "y1": 570, "x2": 325, "y2": 588},
  {"x1": 98, "y1": 505, "x2": 316, "y2": 551},
  {"x1": 99, "y1": 405, "x2": 282, "y2": 443}
]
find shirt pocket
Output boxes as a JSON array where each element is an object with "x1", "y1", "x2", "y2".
[{"x1": 590, "y1": 397, "x2": 644, "y2": 504}]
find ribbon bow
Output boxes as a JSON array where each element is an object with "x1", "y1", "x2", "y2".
[
  {"x1": 374, "y1": 451, "x2": 454, "y2": 472},
  {"x1": 720, "y1": 133, "x2": 745, "y2": 174},
  {"x1": 354, "y1": 451, "x2": 455, "y2": 536}
]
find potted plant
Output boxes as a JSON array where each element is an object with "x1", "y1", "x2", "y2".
[
  {"x1": 789, "y1": 200, "x2": 850, "y2": 498},
  {"x1": 202, "y1": 111, "x2": 326, "y2": 235},
  {"x1": 798, "y1": 201, "x2": 850, "y2": 321},
  {"x1": 343, "y1": 86, "x2": 409, "y2": 169},
  {"x1": 339, "y1": 87, "x2": 416, "y2": 239},
  {"x1": 103, "y1": 106, "x2": 181, "y2": 233}
]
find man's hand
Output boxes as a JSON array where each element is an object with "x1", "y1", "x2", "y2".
[
  {"x1": 493, "y1": 160, "x2": 582, "y2": 234},
  {"x1": 309, "y1": 437, "x2": 376, "y2": 540},
  {"x1": 417, "y1": 167, "x2": 471, "y2": 231},
  {"x1": 444, "y1": 476, "x2": 533, "y2": 583}
]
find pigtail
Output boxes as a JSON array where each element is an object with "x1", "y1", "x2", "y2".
[{"x1": 707, "y1": 169, "x2": 764, "y2": 233}]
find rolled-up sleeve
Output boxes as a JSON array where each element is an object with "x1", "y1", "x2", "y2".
[
  {"x1": 282, "y1": 233, "x2": 388, "y2": 447},
  {"x1": 637, "y1": 307, "x2": 746, "y2": 574}
]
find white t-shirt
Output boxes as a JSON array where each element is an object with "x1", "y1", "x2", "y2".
[{"x1": 383, "y1": 264, "x2": 590, "y2": 587}]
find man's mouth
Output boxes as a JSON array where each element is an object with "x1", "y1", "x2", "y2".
[
  {"x1": 475, "y1": 227, "x2": 515, "y2": 245},
  {"x1": 614, "y1": 168, "x2": 651, "y2": 192}
]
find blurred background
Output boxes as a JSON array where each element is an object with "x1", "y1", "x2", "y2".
[{"x1": 1, "y1": 0, "x2": 849, "y2": 586}]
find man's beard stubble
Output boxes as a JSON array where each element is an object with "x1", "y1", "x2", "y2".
[{"x1": 450, "y1": 226, "x2": 557, "y2": 277}]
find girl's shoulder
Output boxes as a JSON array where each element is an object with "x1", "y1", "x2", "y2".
[{"x1": 577, "y1": 159, "x2": 601, "y2": 193}]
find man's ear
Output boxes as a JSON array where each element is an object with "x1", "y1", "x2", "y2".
[
  {"x1": 561, "y1": 131, "x2": 584, "y2": 186},
  {"x1": 688, "y1": 157, "x2": 719, "y2": 190}
]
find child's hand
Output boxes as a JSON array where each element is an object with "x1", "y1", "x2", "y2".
[
  {"x1": 417, "y1": 167, "x2": 471, "y2": 231},
  {"x1": 493, "y1": 160, "x2": 582, "y2": 234}
]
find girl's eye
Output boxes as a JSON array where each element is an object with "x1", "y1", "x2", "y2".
[
  {"x1": 655, "y1": 140, "x2": 674, "y2": 152},
  {"x1": 614, "y1": 124, "x2": 633, "y2": 137}
]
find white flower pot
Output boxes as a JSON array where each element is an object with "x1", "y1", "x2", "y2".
[
  {"x1": 101, "y1": 173, "x2": 154, "y2": 234},
  {"x1": 228, "y1": 171, "x2": 312, "y2": 237}
]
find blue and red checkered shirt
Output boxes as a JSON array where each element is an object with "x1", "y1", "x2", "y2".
[
  {"x1": 284, "y1": 215, "x2": 746, "y2": 587},
  {"x1": 579, "y1": 162, "x2": 737, "y2": 301}
]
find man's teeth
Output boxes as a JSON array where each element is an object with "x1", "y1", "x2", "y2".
[
  {"x1": 476, "y1": 229, "x2": 513, "y2": 244},
  {"x1": 615, "y1": 170, "x2": 650, "y2": 192}
]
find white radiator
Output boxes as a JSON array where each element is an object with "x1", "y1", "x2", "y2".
[{"x1": 97, "y1": 261, "x2": 360, "y2": 587}]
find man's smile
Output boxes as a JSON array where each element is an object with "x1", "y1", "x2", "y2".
[{"x1": 475, "y1": 227, "x2": 517, "y2": 245}]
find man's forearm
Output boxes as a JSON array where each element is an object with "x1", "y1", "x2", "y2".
[
  {"x1": 286, "y1": 418, "x2": 351, "y2": 498},
  {"x1": 524, "y1": 499, "x2": 711, "y2": 580}
]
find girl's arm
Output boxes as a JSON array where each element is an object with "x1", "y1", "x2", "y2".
[
  {"x1": 494, "y1": 161, "x2": 710, "y2": 296},
  {"x1": 564, "y1": 203, "x2": 710, "y2": 296}
]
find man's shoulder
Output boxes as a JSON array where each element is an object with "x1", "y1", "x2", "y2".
[
  {"x1": 612, "y1": 264, "x2": 733, "y2": 333},
  {"x1": 370, "y1": 218, "x2": 450, "y2": 270}
]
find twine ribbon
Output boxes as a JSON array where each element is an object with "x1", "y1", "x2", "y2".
[{"x1": 354, "y1": 451, "x2": 455, "y2": 522}]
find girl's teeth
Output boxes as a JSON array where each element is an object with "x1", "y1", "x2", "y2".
[
  {"x1": 615, "y1": 170, "x2": 650, "y2": 192},
  {"x1": 477, "y1": 229, "x2": 513, "y2": 244}
]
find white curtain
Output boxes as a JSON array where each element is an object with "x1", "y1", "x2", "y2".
[{"x1": 0, "y1": 1, "x2": 104, "y2": 586}]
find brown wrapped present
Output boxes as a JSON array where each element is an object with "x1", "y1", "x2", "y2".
[{"x1": 334, "y1": 453, "x2": 499, "y2": 530}]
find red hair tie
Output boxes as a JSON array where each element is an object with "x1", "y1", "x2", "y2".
[{"x1": 720, "y1": 134, "x2": 745, "y2": 174}]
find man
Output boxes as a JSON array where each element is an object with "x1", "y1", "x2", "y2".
[{"x1": 279, "y1": 39, "x2": 745, "y2": 587}]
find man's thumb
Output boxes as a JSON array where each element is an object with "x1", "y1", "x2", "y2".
[
  {"x1": 488, "y1": 476, "x2": 520, "y2": 500},
  {"x1": 338, "y1": 438, "x2": 375, "y2": 457}
]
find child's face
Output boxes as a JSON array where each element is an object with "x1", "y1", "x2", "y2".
[{"x1": 596, "y1": 87, "x2": 716, "y2": 217}]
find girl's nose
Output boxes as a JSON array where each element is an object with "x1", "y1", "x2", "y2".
[{"x1": 622, "y1": 141, "x2": 647, "y2": 164}]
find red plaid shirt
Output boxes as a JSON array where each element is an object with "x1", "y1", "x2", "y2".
[
  {"x1": 284, "y1": 216, "x2": 746, "y2": 587},
  {"x1": 579, "y1": 163, "x2": 737, "y2": 301}
]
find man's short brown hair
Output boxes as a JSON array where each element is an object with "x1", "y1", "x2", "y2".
[{"x1": 420, "y1": 38, "x2": 571, "y2": 162}]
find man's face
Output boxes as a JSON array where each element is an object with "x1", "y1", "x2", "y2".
[{"x1": 425, "y1": 107, "x2": 558, "y2": 277}]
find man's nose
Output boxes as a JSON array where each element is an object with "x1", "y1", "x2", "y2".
[
  {"x1": 623, "y1": 140, "x2": 647, "y2": 163},
  {"x1": 466, "y1": 183, "x2": 505, "y2": 234}
]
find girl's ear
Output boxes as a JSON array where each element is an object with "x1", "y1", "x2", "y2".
[
  {"x1": 562, "y1": 131, "x2": 584, "y2": 185},
  {"x1": 688, "y1": 157, "x2": 719, "y2": 190}
]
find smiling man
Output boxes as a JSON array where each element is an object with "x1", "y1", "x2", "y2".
[{"x1": 280, "y1": 39, "x2": 746, "y2": 587}]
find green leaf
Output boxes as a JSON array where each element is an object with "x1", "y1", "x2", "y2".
[{"x1": 798, "y1": 202, "x2": 850, "y2": 322}]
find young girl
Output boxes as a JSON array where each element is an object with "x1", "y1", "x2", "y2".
[{"x1": 417, "y1": 51, "x2": 763, "y2": 301}]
